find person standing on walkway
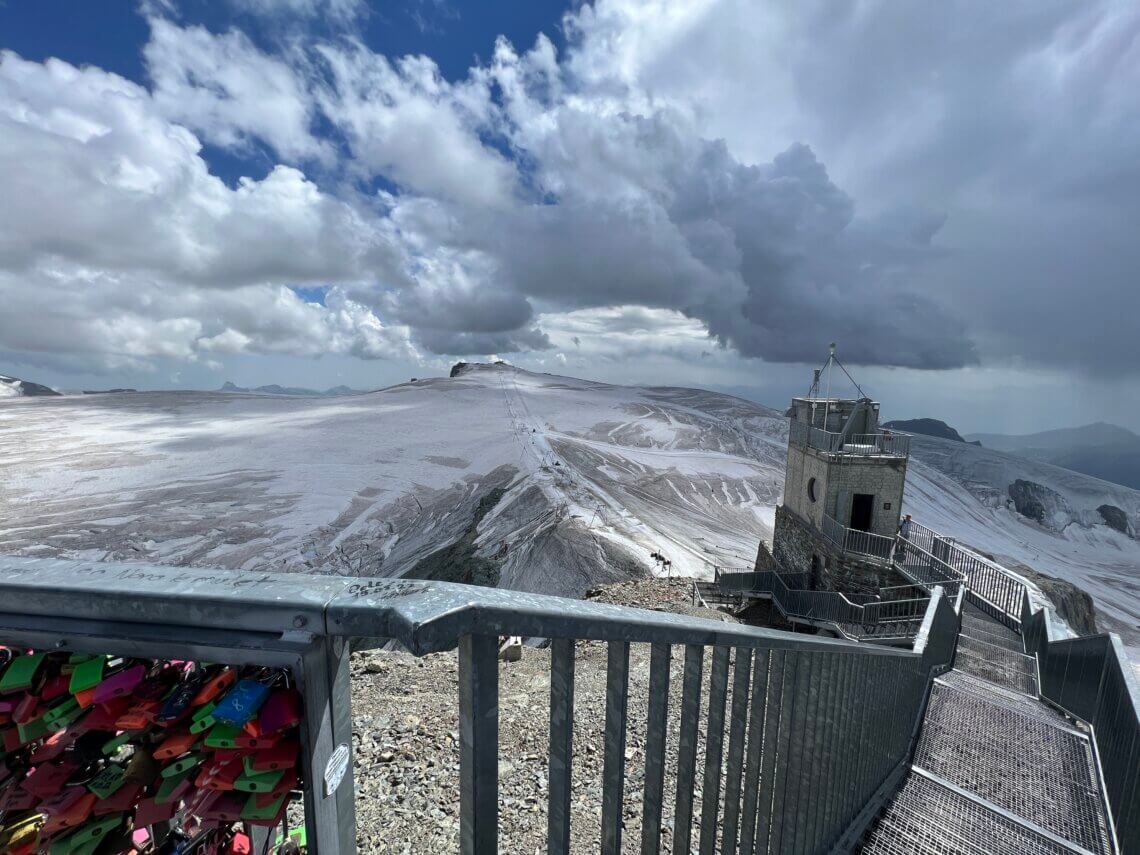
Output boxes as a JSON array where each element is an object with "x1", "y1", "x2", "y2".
[{"x1": 897, "y1": 514, "x2": 912, "y2": 561}]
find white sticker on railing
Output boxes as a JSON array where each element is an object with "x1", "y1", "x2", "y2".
[{"x1": 324, "y1": 742, "x2": 350, "y2": 796}]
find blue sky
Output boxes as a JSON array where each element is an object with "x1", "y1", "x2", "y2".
[{"x1": 1, "y1": 1, "x2": 1138, "y2": 432}]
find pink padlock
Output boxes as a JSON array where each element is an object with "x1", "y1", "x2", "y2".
[{"x1": 93, "y1": 664, "x2": 146, "y2": 704}]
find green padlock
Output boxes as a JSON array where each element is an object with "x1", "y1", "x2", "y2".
[
  {"x1": 101, "y1": 731, "x2": 132, "y2": 756},
  {"x1": 160, "y1": 751, "x2": 202, "y2": 779},
  {"x1": 49, "y1": 814, "x2": 122, "y2": 855},
  {"x1": 188, "y1": 700, "x2": 218, "y2": 734},
  {"x1": 44, "y1": 697, "x2": 80, "y2": 725},
  {"x1": 0, "y1": 652, "x2": 46, "y2": 692},
  {"x1": 16, "y1": 714, "x2": 51, "y2": 745},
  {"x1": 68, "y1": 656, "x2": 106, "y2": 694},
  {"x1": 87, "y1": 765, "x2": 126, "y2": 799},
  {"x1": 204, "y1": 723, "x2": 241, "y2": 749},
  {"x1": 242, "y1": 791, "x2": 286, "y2": 821},
  {"x1": 154, "y1": 764, "x2": 196, "y2": 804},
  {"x1": 233, "y1": 766, "x2": 284, "y2": 794}
]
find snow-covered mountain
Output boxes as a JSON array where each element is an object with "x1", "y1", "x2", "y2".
[
  {"x1": 967, "y1": 422, "x2": 1140, "y2": 491},
  {"x1": 1, "y1": 363, "x2": 1137, "y2": 649},
  {"x1": 0, "y1": 372, "x2": 60, "y2": 397}
]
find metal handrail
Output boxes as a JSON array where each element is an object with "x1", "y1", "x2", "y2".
[
  {"x1": 718, "y1": 570, "x2": 930, "y2": 642},
  {"x1": 788, "y1": 420, "x2": 910, "y2": 457},
  {"x1": 0, "y1": 556, "x2": 960, "y2": 855},
  {"x1": 822, "y1": 513, "x2": 896, "y2": 561},
  {"x1": 902, "y1": 521, "x2": 1027, "y2": 628},
  {"x1": 1021, "y1": 591, "x2": 1139, "y2": 852},
  {"x1": 893, "y1": 534, "x2": 966, "y2": 597}
]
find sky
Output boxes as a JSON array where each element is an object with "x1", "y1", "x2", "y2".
[{"x1": 0, "y1": 0, "x2": 1138, "y2": 434}]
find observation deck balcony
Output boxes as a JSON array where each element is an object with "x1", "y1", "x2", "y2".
[{"x1": 789, "y1": 419, "x2": 910, "y2": 459}]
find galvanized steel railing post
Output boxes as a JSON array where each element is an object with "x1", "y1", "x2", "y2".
[
  {"x1": 641, "y1": 642, "x2": 672, "y2": 854},
  {"x1": 738, "y1": 649, "x2": 770, "y2": 854},
  {"x1": 699, "y1": 646, "x2": 731, "y2": 854},
  {"x1": 298, "y1": 636, "x2": 356, "y2": 855},
  {"x1": 601, "y1": 641, "x2": 630, "y2": 855},
  {"x1": 720, "y1": 647, "x2": 753, "y2": 853},
  {"x1": 673, "y1": 644, "x2": 705, "y2": 852},
  {"x1": 459, "y1": 634, "x2": 499, "y2": 855},
  {"x1": 548, "y1": 638, "x2": 575, "y2": 855}
]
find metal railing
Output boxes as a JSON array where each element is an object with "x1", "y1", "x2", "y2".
[
  {"x1": 893, "y1": 535, "x2": 966, "y2": 598},
  {"x1": 902, "y1": 521, "x2": 1026, "y2": 628},
  {"x1": 788, "y1": 420, "x2": 910, "y2": 458},
  {"x1": 1021, "y1": 591, "x2": 1139, "y2": 852},
  {"x1": 822, "y1": 513, "x2": 896, "y2": 561},
  {"x1": 718, "y1": 570, "x2": 931, "y2": 642},
  {"x1": 0, "y1": 556, "x2": 961, "y2": 855}
]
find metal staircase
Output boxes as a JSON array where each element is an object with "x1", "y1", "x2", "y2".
[{"x1": 861, "y1": 605, "x2": 1117, "y2": 855}]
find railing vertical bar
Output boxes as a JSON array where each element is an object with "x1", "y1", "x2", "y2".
[
  {"x1": 459, "y1": 633, "x2": 499, "y2": 855},
  {"x1": 698, "y1": 645, "x2": 731, "y2": 855},
  {"x1": 856, "y1": 657, "x2": 876, "y2": 806},
  {"x1": 600, "y1": 640, "x2": 629, "y2": 855},
  {"x1": 721, "y1": 647, "x2": 753, "y2": 854},
  {"x1": 673, "y1": 644, "x2": 705, "y2": 854},
  {"x1": 788, "y1": 651, "x2": 815, "y2": 853},
  {"x1": 827, "y1": 653, "x2": 852, "y2": 845},
  {"x1": 806, "y1": 652, "x2": 835, "y2": 851},
  {"x1": 640, "y1": 642, "x2": 671, "y2": 855},
  {"x1": 768, "y1": 649, "x2": 801, "y2": 853},
  {"x1": 738, "y1": 649, "x2": 770, "y2": 854},
  {"x1": 547, "y1": 637, "x2": 575, "y2": 855},
  {"x1": 755, "y1": 648, "x2": 787, "y2": 852}
]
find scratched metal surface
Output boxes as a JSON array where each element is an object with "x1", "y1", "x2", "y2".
[{"x1": 0, "y1": 556, "x2": 353, "y2": 634}]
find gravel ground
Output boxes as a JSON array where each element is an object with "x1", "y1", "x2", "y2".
[{"x1": 347, "y1": 579, "x2": 744, "y2": 854}]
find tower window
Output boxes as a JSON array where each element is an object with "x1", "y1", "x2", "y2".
[{"x1": 807, "y1": 477, "x2": 818, "y2": 503}]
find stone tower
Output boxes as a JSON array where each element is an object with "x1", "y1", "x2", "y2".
[{"x1": 766, "y1": 350, "x2": 911, "y2": 594}]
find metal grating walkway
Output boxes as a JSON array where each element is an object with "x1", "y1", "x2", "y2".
[{"x1": 861, "y1": 608, "x2": 1116, "y2": 855}]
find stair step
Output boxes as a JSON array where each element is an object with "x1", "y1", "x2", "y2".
[
  {"x1": 861, "y1": 771, "x2": 1092, "y2": 854},
  {"x1": 909, "y1": 681, "x2": 1112, "y2": 854}
]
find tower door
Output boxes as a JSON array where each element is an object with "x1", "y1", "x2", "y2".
[{"x1": 850, "y1": 493, "x2": 874, "y2": 532}]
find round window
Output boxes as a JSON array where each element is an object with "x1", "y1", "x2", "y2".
[{"x1": 807, "y1": 477, "x2": 818, "y2": 503}]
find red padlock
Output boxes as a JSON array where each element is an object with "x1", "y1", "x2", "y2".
[
  {"x1": 41, "y1": 789, "x2": 97, "y2": 836},
  {"x1": 94, "y1": 782, "x2": 144, "y2": 815},
  {"x1": 248, "y1": 739, "x2": 298, "y2": 773},
  {"x1": 134, "y1": 795, "x2": 179, "y2": 828},
  {"x1": 72, "y1": 698, "x2": 131, "y2": 733},
  {"x1": 29, "y1": 728, "x2": 82, "y2": 764},
  {"x1": 116, "y1": 700, "x2": 162, "y2": 731},
  {"x1": 41, "y1": 673, "x2": 71, "y2": 702},
  {"x1": 197, "y1": 791, "x2": 244, "y2": 822},
  {"x1": 154, "y1": 729, "x2": 197, "y2": 761},
  {"x1": 0, "y1": 784, "x2": 40, "y2": 811},
  {"x1": 22, "y1": 758, "x2": 80, "y2": 798},
  {"x1": 196, "y1": 758, "x2": 243, "y2": 791},
  {"x1": 192, "y1": 669, "x2": 236, "y2": 707},
  {"x1": 13, "y1": 692, "x2": 41, "y2": 725},
  {"x1": 226, "y1": 831, "x2": 253, "y2": 854}
]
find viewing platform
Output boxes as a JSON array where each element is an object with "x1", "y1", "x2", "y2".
[{"x1": 789, "y1": 418, "x2": 911, "y2": 459}]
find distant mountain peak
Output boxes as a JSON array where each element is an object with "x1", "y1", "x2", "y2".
[
  {"x1": 883, "y1": 418, "x2": 975, "y2": 444},
  {"x1": 218, "y1": 380, "x2": 364, "y2": 397}
]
